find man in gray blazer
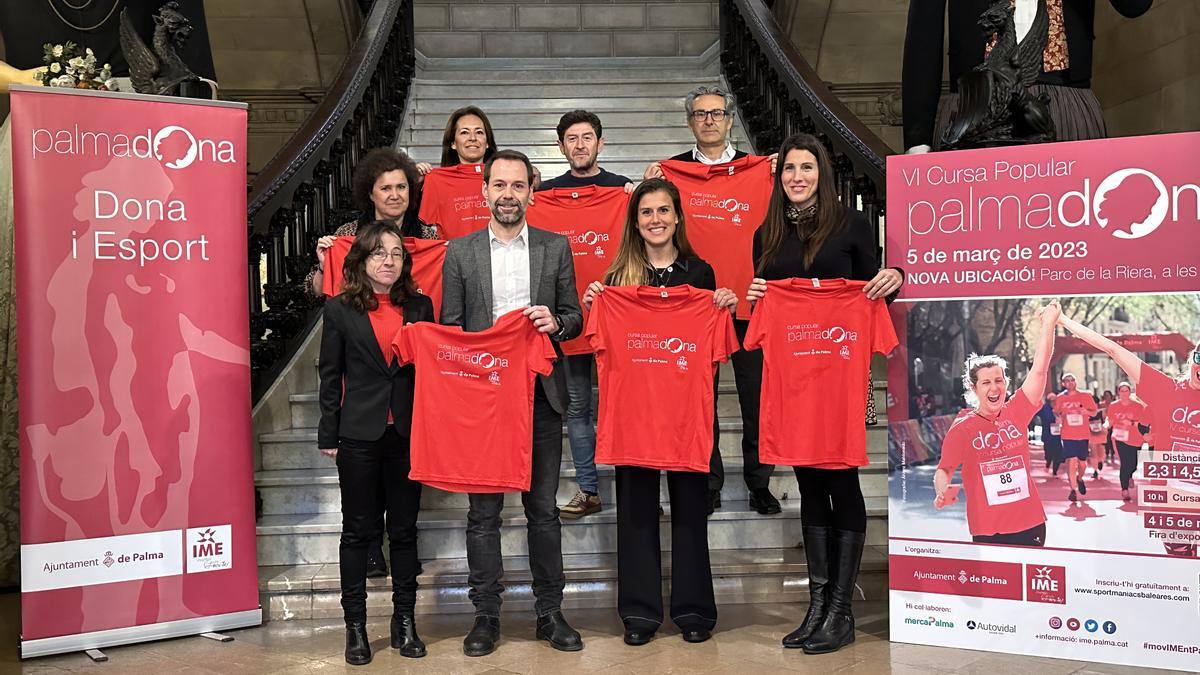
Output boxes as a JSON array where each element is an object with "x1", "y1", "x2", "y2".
[{"x1": 440, "y1": 149, "x2": 585, "y2": 657}]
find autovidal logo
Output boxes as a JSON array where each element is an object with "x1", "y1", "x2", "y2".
[
  {"x1": 626, "y1": 335, "x2": 698, "y2": 354},
  {"x1": 30, "y1": 123, "x2": 237, "y2": 168},
  {"x1": 967, "y1": 620, "x2": 1017, "y2": 634},
  {"x1": 904, "y1": 616, "x2": 954, "y2": 629}
]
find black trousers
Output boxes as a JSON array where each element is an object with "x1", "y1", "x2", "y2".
[
  {"x1": 710, "y1": 319, "x2": 774, "y2": 491},
  {"x1": 337, "y1": 426, "x2": 423, "y2": 623},
  {"x1": 466, "y1": 381, "x2": 565, "y2": 617},
  {"x1": 616, "y1": 466, "x2": 716, "y2": 633},
  {"x1": 973, "y1": 522, "x2": 1046, "y2": 547},
  {"x1": 793, "y1": 467, "x2": 867, "y2": 532},
  {"x1": 1116, "y1": 441, "x2": 1140, "y2": 490}
]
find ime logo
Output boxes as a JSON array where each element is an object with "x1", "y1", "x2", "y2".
[
  {"x1": 193, "y1": 528, "x2": 223, "y2": 558},
  {"x1": 1048, "y1": 616, "x2": 1063, "y2": 630},
  {"x1": 1026, "y1": 564, "x2": 1067, "y2": 604},
  {"x1": 1066, "y1": 618, "x2": 1081, "y2": 632}
]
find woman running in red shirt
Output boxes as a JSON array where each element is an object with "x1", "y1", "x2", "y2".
[
  {"x1": 1106, "y1": 382, "x2": 1149, "y2": 501},
  {"x1": 933, "y1": 303, "x2": 1059, "y2": 547}
]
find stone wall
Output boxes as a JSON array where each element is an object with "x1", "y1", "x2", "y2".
[
  {"x1": 414, "y1": 0, "x2": 719, "y2": 58},
  {"x1": 1092, "y1": 0, "x2": 1199, "y2": 137}
]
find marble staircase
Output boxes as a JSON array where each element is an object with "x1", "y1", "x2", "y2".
[{"x1": 256, "y1": 52, "x2": 892, "y2": 621}]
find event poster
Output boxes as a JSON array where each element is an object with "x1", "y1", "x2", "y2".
[
  {"x1": 885, "y1": 133, "x2": 1200, "y2": 671},
  {"x1": 11, "y1": 87, "x2": 260, "y2": 657}
]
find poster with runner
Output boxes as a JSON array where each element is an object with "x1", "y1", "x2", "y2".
[
  {"x1": 11, "y1": 87, "x2": 260, "y2": 657},
  {"x1": 885, "y1": 133, "x2": 1200, "y2": 671}
]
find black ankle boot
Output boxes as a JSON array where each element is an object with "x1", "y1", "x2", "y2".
[
  {"x1": 802, "y1": 529, "x2": 865, "y2": 655},
  {"x1": 391, "y1": 614, "x2": 426, "y2": 658},
  {"x1": 344, "y1": 621, "x2": 372, "y2": 665},
  {"x1": 783, "y1": 526, "x2": 831, "y2": 648}
]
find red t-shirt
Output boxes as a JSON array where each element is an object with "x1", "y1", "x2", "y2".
[
  {"x1": 1138, "y1": 364, "x2": 1200, "y2": 455},
  {"x1": 660, "y1": 155, "x2": 772, "y2": 320},
  {"x1": 392, "y1": 309, "x2": 556, "y2": 493},
  {"x1": 938, "y1": 390, "x2": 1047, "y2": 537},
  {"x1": 1053, "y1": 391, "x2": 1097, "y2": 441},
  {"x1": 417, "y1": 164, "x2": 490, "y2": 240},
  {"x1": 586, "y1": 285, "x2": 738, "y2": 472},
  {"x1": 404, "y1": 237, "x2": 448, "y2": 321},
  {"x1": 743, "y1": 278, "x2": 897, "y2": 467},
  {"x1": 1107, "y1": 399, "x2": 1148, "y2": 447},
  {"x1": 321, "y1": 236, "x2": 355, "y2": 297},
  {"x1": 367, "y1": 294, "x2": 404, "y2": 363},
  {"x1": 526, "y1": 185, "x2": 629, "y2": 355}
]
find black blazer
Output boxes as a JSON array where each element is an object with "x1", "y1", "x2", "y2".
[
  {"x1": 317, "y1": 293, "x2": 435, "y2": 448},
  {"x1": 902, "y1": 0, "x2": 1153, "y2": 149}
]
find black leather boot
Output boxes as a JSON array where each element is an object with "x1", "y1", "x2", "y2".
[
  {"x1": 344, "y1": 621, "x2": 372, "y2": 665},
  {"x1": 463, "y1": 615, "x2": 500, "y2": 657},
  {"x1": 802, "y1": 529, "x2": 866, "y2": 654},
  {"x1": 536, "y1": 610, "x2": 583, "y2": 651},
  {"x1": 391, "y1": 614, "x2": 426, "y2": 658},
  {"x1": 782, "y1": 526, "x2": 831, "y2": 648}
]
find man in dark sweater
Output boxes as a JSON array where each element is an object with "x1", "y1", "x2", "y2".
[{"x1": 537, "y1": 109, "x2": 632, "y2": 191}]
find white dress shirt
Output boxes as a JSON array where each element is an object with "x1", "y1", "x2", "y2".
[
  {"x1": 1014, "y1": 0, "x2": 1034, "y2": 42},
  {"x1": 692, "y1": 142, "x2": 737, "y2": 164},
  {"x1": 489, "y1": 222, "x2": 532, "y2": 323}
]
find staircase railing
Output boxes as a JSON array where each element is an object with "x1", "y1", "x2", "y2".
[
  {"x1": 720, "y1": 0, "x2": 891, "y2": 229},
  {"x1": 246, "y1": 0, "x2": 414, "y2": 402}
]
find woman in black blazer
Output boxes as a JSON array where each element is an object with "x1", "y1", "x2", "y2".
[{"x1": 318, "y1": 220, "x2": 434, "y2": 665}]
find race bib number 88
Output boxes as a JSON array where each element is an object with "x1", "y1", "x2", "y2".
[{"x1": 979, "y1": 455, "x2": 1030, "y2": 506}]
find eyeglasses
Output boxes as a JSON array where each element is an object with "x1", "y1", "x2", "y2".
[
  {"x1": 689, "y1": 109, "x2": 730, "y2": 122},
  {"x1": 369, "y1": 250, "x2": 404, "y2": 262}
]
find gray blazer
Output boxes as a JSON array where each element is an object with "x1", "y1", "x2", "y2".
[{"x1": 440, "y1": 224, "x2": 583, "y2": 415}]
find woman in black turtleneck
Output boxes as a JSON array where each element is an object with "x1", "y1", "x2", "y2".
[{"x1": 745, "y1": 133, "x2": 903, "y2": 655}]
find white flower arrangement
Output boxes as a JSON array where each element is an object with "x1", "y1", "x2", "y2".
[{"x1": 36, "y1": 41, "x2": 113, "y2": 91}]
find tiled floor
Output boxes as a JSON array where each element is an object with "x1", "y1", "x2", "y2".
[{"x1": 0, "y1": 595, "x2": 1175, "y2": 674}]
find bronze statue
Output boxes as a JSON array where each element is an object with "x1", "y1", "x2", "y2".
[
  {"x1": 940, "y1": 0, "x2": 1056, "y2": 150},
  {"x1": 119, "y1": 1, "x2": 204, "y2": 97}
]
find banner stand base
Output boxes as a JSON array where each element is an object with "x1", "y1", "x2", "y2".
[
  {"x1": 20, "y1": 607, "x2": 262, "y2": 659},
  {"x1": 84, "y1": 649, "x2": 107, "y2": 662}
]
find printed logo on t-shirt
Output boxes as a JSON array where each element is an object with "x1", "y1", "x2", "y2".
[
  {"x1": 688, "y1": 192, "x2": 753, "y2": 226},
  {"x1": 785, "y1": 322, "x2": 859, "y2": 358},
  {"x1": 971, "y1": 421, "x2": 1025, "y2": 451},
  {"x1": 625, "y1": 332, "x2": 697, "y2": 365},
  {"x1": 454, "y1": 195, "x2": 488, "y2": 214},
  {"x1": 564, "y1": 229, "x2": 611, "y2": 258},
  {"x1": 436, "y1": 344, "x2": 510, "y2": 379}
]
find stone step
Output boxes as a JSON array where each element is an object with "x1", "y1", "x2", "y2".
[
  {"x1": 408, "y1": 110, "x2": 713, "y2": 130},
  {"x1": 411, "y1": 81, "x2": 718, "y2": 100},
  {"x1": 416, "y1": 54, "x2": 718, "y2": 77},
  {"x1": 255, "y1": 497, "x2": 889, "y2": 566},
  {"x1": 288, "y1": 381, "x2": 764, "y2": 429},
  {"x1": 400, "y1": 126, "x2": 701, "y2": 146},
  {"x1": 254, "y1": 455, "x2": 889, "y2": 516},
  {"x1": 261, "y1": 416, "x2": 889, "y2": 472},
  {"x1": 403, "y1": 142, "x2": 696, "y2": 161},
  {"x1": 413, "y1": 96, "x2": 689, "y2": 114},
  {"x1": 259, "y1": 545, "x2": 888, "y2": 621}
]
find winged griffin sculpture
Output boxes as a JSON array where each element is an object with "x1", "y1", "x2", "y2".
[
  {"x1": 119, "y1": 1, "x2": 203, "y2": 96},
  {"x1": 940, "y1": 0, "x2": 1057, "y2": 150}
]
